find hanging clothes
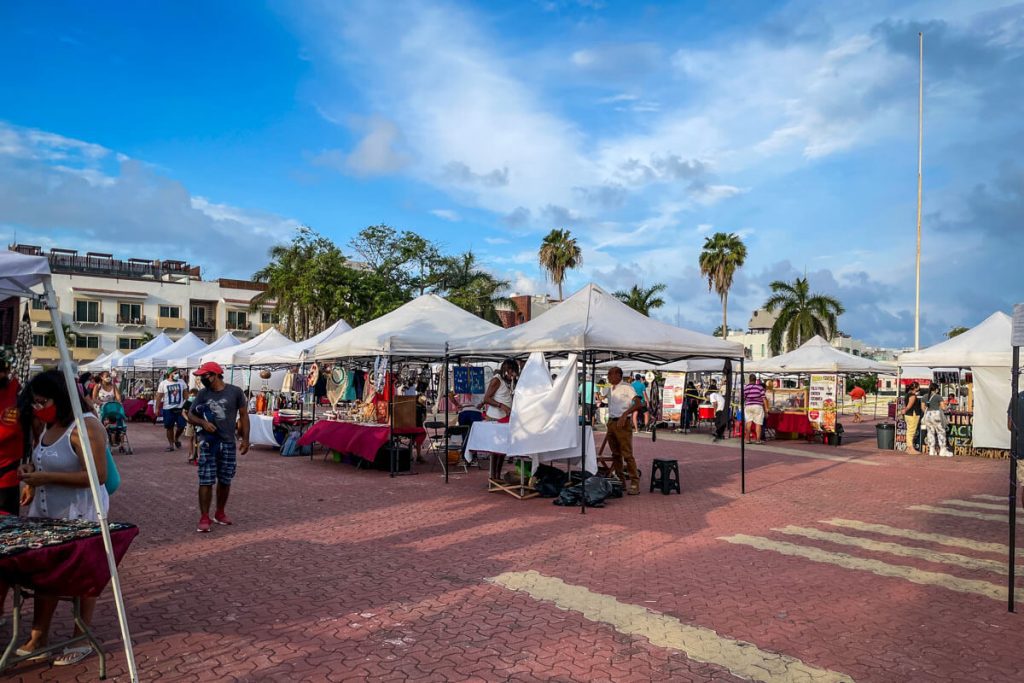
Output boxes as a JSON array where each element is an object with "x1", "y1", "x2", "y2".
[
  {"x1": 344, "y1": 370, "x2": 358, "y2": 402},
  {"x1": 281, "y1": 369, "x2": 294, "y2": 394}
]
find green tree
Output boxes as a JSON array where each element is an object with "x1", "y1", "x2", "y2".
[
  {"x1": 711, "y1": 325, "x2": 725, "y2": 337},
  {"x1": 763, "y1": 277, "x2": 845, "y2": 355},
  {"x1": 538, "y1": 228, "x2": 582, "y2": 301},
  {"x1": 613, "y1": 283, "x2": 667, "y2": 316},
  {"x1": 44, "y1": 323, "x2": 76, "y2": 347},
  {"x1": 441, "y1": 251, "x2": 512, "y2": 324},
  {"x1": 845, "y1": 374, "x2": 878, "y2": 394},
  {"x1": 698, "y1": 232, "x2": 747, "y2": 340},
  {"x1": 947, "y1": 326, "x2": 969, "y2": 339}
]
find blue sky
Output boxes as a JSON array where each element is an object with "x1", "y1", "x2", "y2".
[{"x1": 1, "y1": 0, "x2": 1021, "y2": 347}]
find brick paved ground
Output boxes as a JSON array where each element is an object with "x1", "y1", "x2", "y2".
[{"x1": 4, "y1": 416, "x2": 1023, "y2": 681}]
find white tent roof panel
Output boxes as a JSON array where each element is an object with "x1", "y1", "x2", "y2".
[
  {"x1": 747, "y1": 335, "x2": 891, "y2": 374},
  {"x1": 898, "y1": 312, "x2": 1012, "y2": 368},
  {"x1": 249, "y1": 318, "x2": 352, "y2": 366}
]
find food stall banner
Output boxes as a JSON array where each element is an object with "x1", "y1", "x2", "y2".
[{"x1": 808, "y1": 373, "x2": 838, "y2": 432}]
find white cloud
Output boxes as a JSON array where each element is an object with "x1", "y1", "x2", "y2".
[
  {"x1": 430, "y1": 208, "x2": 461, "y2": 221},
  {"x1": 0, "y1": 121, "x2": 298, "y2": 279},
  {"x1": 313, "y1": 116, "x2": 411, "y2": 176}
]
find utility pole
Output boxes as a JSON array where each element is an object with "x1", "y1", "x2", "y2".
[{"x1": 914, "y1": 32, "x2": 924, "y2": 350}]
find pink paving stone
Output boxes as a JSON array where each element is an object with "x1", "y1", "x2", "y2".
[{"x1": 1, "y1": 415, "x2": 1021, "y2": 681}]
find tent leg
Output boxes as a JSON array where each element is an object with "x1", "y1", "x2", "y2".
[
  {"x1": 740, "y1": 357, "x2": 746, "y2": 495},
  {"x1": 46, "y1": 282, "x2": 139, "y2": 682},
  {"x1": 1009, "y1": 346, "x2": 1020, "y2": 612},
  {"x1": 580, "y1": 352, "x2": 589, "y2": 515},
  {"x1": 444, "y1": 347, "x2": 450, "y2": 484}
]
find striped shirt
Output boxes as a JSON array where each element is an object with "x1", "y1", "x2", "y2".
[{"x1": 743, "y1": 383, "x2": 766, "y2": 406}]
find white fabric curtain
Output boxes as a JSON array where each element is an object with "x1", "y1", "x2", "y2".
[
  {"x1": 972, "y1": 366, "x2": 1012, "y2": 449},
  {"x1": 508, "y1": 352, "x2": 580, "y2": 456}
]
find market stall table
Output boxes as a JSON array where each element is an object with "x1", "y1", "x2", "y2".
[
  {"x1": 465, "y1": 422, "x2": 598, "y2": 499},
  {"x1": 766, "y1": 411, "x2": 814, "y2": 437},
  {"x1": 297, "y1": 420, "x2": 426, "y2": 470},
  {"x1": 120, "y1": 399, "x2": 148, "y2": 420},
  {"x1": 0, "y1": 517, "x2": 139, "y2": 677}
]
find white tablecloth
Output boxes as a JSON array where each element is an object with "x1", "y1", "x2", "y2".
[
  {"x1": 465, "y1": 422, "x2": 598, "y2": 473},
  {"x1": 249, "y1": 414, "x2": 279, "y2": 447}
]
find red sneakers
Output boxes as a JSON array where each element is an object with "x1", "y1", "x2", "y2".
[
  {"x1": 213, "y1": 511, "x2": 233, "y2": 526},
  {"x1": 196, "y1": 516, "x2": 212, "y2": 533}
]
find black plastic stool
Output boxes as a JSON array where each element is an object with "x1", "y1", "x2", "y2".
[{"x1": 650, "y1": 458, "x2": 681, "y2": 495}]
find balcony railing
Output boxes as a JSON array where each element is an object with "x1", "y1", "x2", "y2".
[
  {"x1": 190, "y1": 318, "x2": 214, "y2": 330},
  {"x1": 225, "y1": 320, "x2": 251, "y2": 331},
  {"x1": 29, "y1": 308, "x2": 51, "y2": 324},
  {"x1": 32, "y1": 347, "x2": 61, "y2": 361},
  {"x1": 116, "y1": 315, "x2": 147, "y2": 326},
  {"x1": 73, "y1": 313, "x2": 104, "y2": 325}
]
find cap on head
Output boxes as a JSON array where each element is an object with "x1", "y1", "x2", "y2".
[{"x1": 193, "y1": 361, "x2": 224, "y2": 377}]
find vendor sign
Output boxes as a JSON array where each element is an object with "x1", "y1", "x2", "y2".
[
  {"x1": 808, "y1": 373, "x2": 838, "y2": 432},
  {"x1": 661, "y1": 372, "x2": 685, "y2": 423}
]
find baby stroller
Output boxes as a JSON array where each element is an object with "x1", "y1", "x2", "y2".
[{"x1": 101, "y1": 401, "x2": 133, "y2": 454}]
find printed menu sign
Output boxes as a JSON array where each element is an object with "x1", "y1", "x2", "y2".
[{"x1": 808, "y1": 374, "x2": 838, "y2": 432}]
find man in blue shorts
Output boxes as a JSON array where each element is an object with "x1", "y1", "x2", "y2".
[
  {"x1": 155, "y1": 369, "x2": 188, "y2": 452},
  {"x1": 187, "y1": 362, "x2": 249, "y2": 533}
]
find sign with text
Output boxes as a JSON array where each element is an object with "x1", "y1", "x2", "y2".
[
  {"x1": 808, "y1": 374, "x2": 838, "y2": 432},
  {"x1": 661, "y1": 372, "x2": 686, "y2": 423}
]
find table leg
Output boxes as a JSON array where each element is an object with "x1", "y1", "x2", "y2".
[
  {"x1": 72, "y1": 596, "x2": 106, "y2": 679},
  {"x1": 0, "y1": 584, "x2": 23, "y2": 670}
]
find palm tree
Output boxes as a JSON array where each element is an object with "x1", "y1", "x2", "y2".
[
  {"x1": 442, "y1": 251, "x2": 512, "y2": 324},
  {"x1": 44, "y1": 323, "x2": 76, "y2": 348},
  {"x1": 698, "y1": 232, "x2": 747, "y2": 340},
  {"x1": 538, "y1": 228, "x2": 582, "y2": 301},
  {"x1": 763, "y1": 277, "x2": 845, "y2": 355},
  {"x1": 613, "y1": 283, "x2": 667, "y2": 316}
]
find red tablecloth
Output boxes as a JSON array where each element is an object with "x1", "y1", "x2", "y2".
[
  {"x1": 297, "y1": 421, "x2": 426, "y2": 464},
  {"x1": 121, "y1": 399, "x2": 148, "y2": 420},
  {"x1": 0, "y1": 517, "x2": 138, "y2": 597},
  {"x1": 273, "y1": 411, "x2": 312, "y2": 427},
  {"x1": 766, "y1": 412, "x2": 813, "y2": 435}
]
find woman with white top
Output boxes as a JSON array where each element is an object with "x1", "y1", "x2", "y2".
[
  {"x1": 91, "y1": 371, "x2": 121, "y2": 408},
  {"x1": 18, "y1": 370, "x2": 109, "y2": 666},
  {"x1": 480, "y1": 359, "x2": 519, "y2": 423}
]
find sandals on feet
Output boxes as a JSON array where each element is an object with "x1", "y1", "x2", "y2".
[
  {"x1": 54, "y1": 646, "x2": 93, "y2": 666},
  {"x1": 16, "y1": 647, "x2": 50, "y2": 662}
]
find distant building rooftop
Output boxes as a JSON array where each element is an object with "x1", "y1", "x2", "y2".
[{"x1": 747, "y1": 308, "x2": 779, "y2": 332}]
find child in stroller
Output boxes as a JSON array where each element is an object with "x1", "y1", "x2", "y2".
[{"x1": 100, "y1": 401, "x2": 133, "y2": 454}]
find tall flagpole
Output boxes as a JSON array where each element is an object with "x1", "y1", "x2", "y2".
[{"x1": 914, "y1": 32, "x2": 923, "y2": 350}]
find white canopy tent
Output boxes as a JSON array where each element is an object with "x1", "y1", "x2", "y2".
[
  {"x1": 80, "y1": 349, "x2": 125, "y2": 373},
  {"x1": 249, "y1": 318, "x2": 352, "y2": 366},
  {"x1": 2, "y1": 251, "x2": 138, "y2": 680},
  {"x1": 449, "y1": 284, "x2": 744, "y2": 362},
  {"x1": 172, "y1": 331, "x2": 241, "y2": 368},
  {"x1": 111, "y1": 332, "x2": 174, "y2": 368},
  {"x1": 747, "y1": 335, "x2": 891, "y2": 374},
  {"x1": 199, "y1": 327, "x2": 293, "y2": 367},
  {"x1": 309, "y1": 294, "x2": 502, "y2": 361},
  {"x1": 898, "y1": 312, "x2": 1013, "y2": 450},
  {"x1": 133, "y1": 332, "x2": 208, "y2": 370}
]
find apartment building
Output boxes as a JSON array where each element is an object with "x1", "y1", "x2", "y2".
[
  {"x1": 17, "y1": 245, "x2": 280, "y2": 366},
  {"x1": 726, "y1": 308, "x2": 889, "y2": 361}
]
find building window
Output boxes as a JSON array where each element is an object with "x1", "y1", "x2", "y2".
[
  {"x1": 74, "y1": 335, "x2": 100, "y2": 349},
  {"x1": 74, "y1": 299, "x2": 100, "y2": 323},
  {"x1": 32, "y1": 334, "x2": 53, "y2": 347},
  {"x1": 31, "y1": 298, "x2": 48, "y2": 310},
  {"x1": 118, "y1": 337, "x2": 143, "y2": 350},
  {"x1": 227, "y1": 310, "x2": 248, "y2": 329},
  {"x1": 118, "y1": 302, "x2": 143, "y2": 324},
  {"x1": 260, "y1": 312, "x2": 279, "y2": 324},
  {"x1": 760, "y1": 344, "x2": 765, "y2": 357},
  {"x1": 159, "y1": 305, "x2": 181, "y2": 318}
]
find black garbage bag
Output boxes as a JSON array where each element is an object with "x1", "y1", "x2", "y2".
[
  {"x1": 534, "y1": 464, "x2": 569, "y2": 498},
  {"x1": 583, "y1": 476, "x2": 613, "y2": 506},
  {"x1": 553, "y1": 485, "x2": 582, "y2": 506},
  {"x1": 568, "y1": 470, "x2": 596, "y2": 486}
]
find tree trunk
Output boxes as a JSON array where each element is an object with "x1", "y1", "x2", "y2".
[
  {"x1": 557, "y1": 281, "x2": 563, "y2": 301},
  {"x1": 722, "y1": 291, "x2": 729, "y2": 340}
]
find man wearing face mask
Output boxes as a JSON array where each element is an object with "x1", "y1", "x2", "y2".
[
  {"x1": 187, "y1": 362, "x2": 248, "y2": 533},
  {"x1": 155, "y1": 368, "x2": 188, "y2": 452},
  {"x1": 0, "y1": 359, "x2": 23, "y2": 516}
]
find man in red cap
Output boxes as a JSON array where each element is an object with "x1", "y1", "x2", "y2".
[{"x1": 186, "y1": 362, "x2": 249, "y2": 533}]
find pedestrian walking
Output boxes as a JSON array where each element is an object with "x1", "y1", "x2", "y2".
[
  {"x1": 902, "y1": 382, "x2": 923, "y2": 454},
  {"x1": 187, "y1": 362, "x2": 249, "y2": 533},
  {"x1": 743, "y1": 374, "x2": 769, "y2": 444},
  {"x1": 922, "y1": 386, "x2": 952, "y2": 457},
  {"x1": 155, "y1": 369, "x2": 188, "y2": 452}
]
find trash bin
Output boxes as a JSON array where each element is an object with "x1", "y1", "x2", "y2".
[{"x1": 876, "y1": 423, "x2": 895, "y2": 450}]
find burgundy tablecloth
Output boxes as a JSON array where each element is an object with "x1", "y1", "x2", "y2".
[
  {"x1": 0, "y1": 517, "x2": 139, "y2": 597},
  {"x1": 121, "y1": 399, "x2": 148, "y2": 419},
  {"x1": 297, "y1": 421, "x2": 426, "y2": 463},
  {"x1": 767, "y1": 412, "x2": 813, "y2": 435}
]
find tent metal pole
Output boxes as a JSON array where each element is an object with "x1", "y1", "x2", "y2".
[
  {"x1": 740, "y1": 357, "x2": 746, "y2": 495},
  {"x1": 580, "y1": 351, "x2": 589, "y2": 515},
  {"x1": 45, "y1": 281, "x2": 139, "y2": 682},
  {"x1": 1009, "y1": 345, "x2": 1020, "y2": 612},
  {"x1": 444, "y1": 345, "x2": 450, "y2": 484}
]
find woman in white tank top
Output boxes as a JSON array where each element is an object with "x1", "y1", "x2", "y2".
[
  {"x1": 19, "y1": 370, "x2": 110, "y2": 666},
  {"x1": 482, "y1": 359, "x2": 520, "y2": 422},
  {"x1": 91, "y1": 372, "x2": 121, "y2": 408}
]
